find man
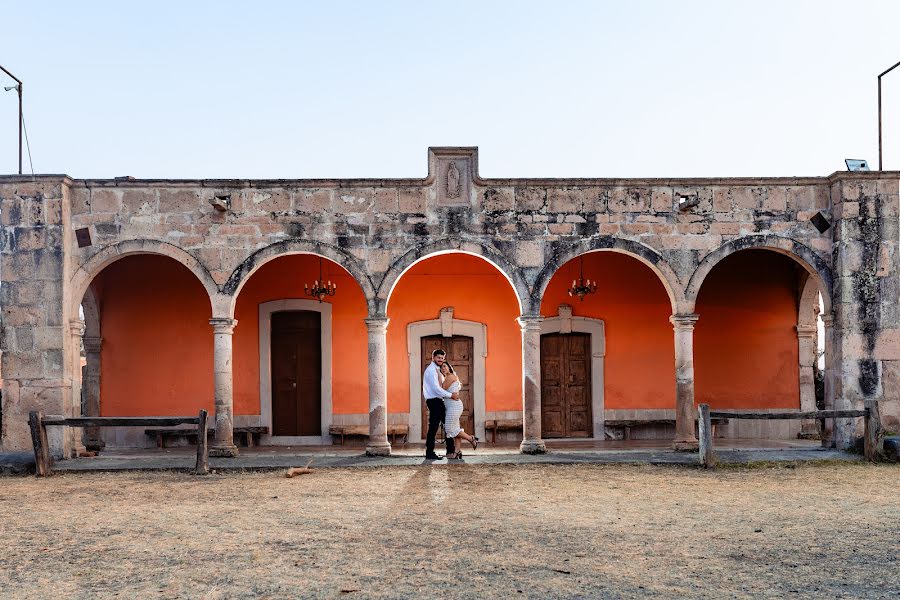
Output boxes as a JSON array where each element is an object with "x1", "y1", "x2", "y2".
[{"x1": 422, "y1": 348, "x2": 458, "y2": 460}]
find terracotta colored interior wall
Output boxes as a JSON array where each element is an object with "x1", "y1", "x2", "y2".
[
  {"x1": 694, "y1": 250, "x2": 800, "y2": 409},
  {"x1": 386, "y1": 253, "x2": 522, "y2": 413},
  {"x1": 97, "y1": 255, "x2": 213, "y2": 416},
  {"x1": 232, "y1": 255, "x2": 368, "y2": 415},
  {"x1": 540, "y1": 252, "x2": 675, "y2": 409}
]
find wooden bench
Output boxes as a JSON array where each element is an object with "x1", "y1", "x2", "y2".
[
  {"x1": 145, "y1": 426, "x2": 269, "y2": 449},
  {"x1": 605, "y1": 418, "x2": 728, "y2": 440},
  {"x1": 29, "y1": 411, "x2": 209, "y2": 476},
  {"x1": 483, "y1": 419, "x2": 523, "y2": 443},
  {"x1": 328, "y1": 424, "x2": 410, "y2": 445}
]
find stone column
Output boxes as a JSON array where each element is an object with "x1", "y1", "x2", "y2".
[
  {"x1": 209, "y1": 318, "x2": 238, "y2": 457},
  {"x1": 68, "y1": 319, "x2": 87, "y2": 457},
  {"x1": 821, "y1": 314, "x2": 836, "y2": 448},
  {"x1": 797, "y1": 325, "x2": 819, "y2": 438},
  {"x1": 365, "y1": 317, "x2": 391, "y2": 457},
  {"x1": 518, "y1": 315, "x2": 546, "y2": 454},
  {"x1": 670, "y1": 314, "x2": 700, "y2": 451},
  {"x1": 82, "y1": 336, "x2": 105, "y2": 451}
]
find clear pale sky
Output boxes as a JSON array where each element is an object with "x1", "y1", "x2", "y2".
[{"x1": 1, "y1": 1, "x2": 899, "y2": 179}]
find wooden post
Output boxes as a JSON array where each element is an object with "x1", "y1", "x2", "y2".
[
  {"x1": 28, "y1": 411, "x2": 51, "y2": 477},
  {"x1": 698, "y1": 404, "x2": 715, "y2": 468},
  {"x1": 864, "y1": 400, "x2": 883, "y2": 462},
  {"x1": 196, "y1": 409, "x2": 209, "y2": 475}
]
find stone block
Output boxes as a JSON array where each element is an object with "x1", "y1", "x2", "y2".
[
  {"x1": 70, "y1": 187, "x2": 90, "y2": 214},
  {"x1": 32, "y1": 327, "x2": 64, "y2": 350},
  {"x1": 877, "y1": 177, "x2": 899, "y2": 195},
  {"x1": 841, "y1": 182, "x2": 860, "y2": 201},
  {"x1": 90, "y1": 189, "x2": 121, "y2": 213},
  {"x1": 482, "y1": 187, "x2": 514, "y2": 212},
  {"x1": 712, "y1": 188, "x2": 733, "y2": 213},
  {"x1": 732, "y1": 187, "x2": 759, "y2": 210},
  {"x1": 333, "y1": 189, "x2": 373, "y2": 214},
  {"x1": 515, "y1": 187, "x2": 546, "y2": 211},
  {"x1": 651, "y1": 188, "x2": 673, "y2": 212},
  {"x1": 122, "y1": 189, "x2": 158, "y2": 215},
  {"x1": 158, "y1": 189, "x2": 201, "y2": 213},
  {"x1": 13, "y1": 227, "x2": 46, "y2": 251},
  {"x1": 875, "y1": 329, "x2": 900, "y2": 360},
  {"x1": 762, "y1": 187, "x2": 786, "y2": 212},
  {"x1": 609, "y1": 188, "x2": 647, "y2": 213},
  {"x1": 710, "y1": 222, "x2": 742, "y2": 236},
  {"x1": 515, "y1": 240, "x2": 544, "y2": 268},
  {"x1": 398, "y1": 189, "x2": 426, "y2": 213},
  {"x1": 548, "y1": 188, "x2": 584, "y2": 213},
  {"x1": 374, "y1": 189, "x2": 399, "y2": 213}
]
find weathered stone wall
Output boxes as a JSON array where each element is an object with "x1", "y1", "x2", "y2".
[{"x1": 1, "y1": 148, "x2": 898, "y2": 451}]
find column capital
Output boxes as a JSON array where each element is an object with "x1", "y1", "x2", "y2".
[
  {"x1": 669, "y1": 313, "x2": 699, "y2": 330},
  {"x1": 796, "y1": 325, "x2": 817, "y2": 338},
  {"x1": 83, "y1": 336, "x2": 103, "y2": 353},
  {"x1": 821, "y1": 313, "x2": 834, "y2": 327},
  {"x1": 209, "y1": 318, "x2": 238, "y2": 335},
  {"x1": 69, "y1": 319, "x2": 85, "y2": 337},
  {"x1": 365, "y1": 316, "x2": 390, "y2": 332},
  {"x1": 517, "y1": 314, "x2": 544, "y2": 332}
]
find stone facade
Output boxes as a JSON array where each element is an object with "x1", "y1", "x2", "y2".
[{"x1": 1, "y1": 147, "x2": 898, "y2": 455}]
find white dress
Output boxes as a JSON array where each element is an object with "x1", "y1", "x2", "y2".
[{"x1": 443, "y1": 380, "x2": 464, "y2": 438}]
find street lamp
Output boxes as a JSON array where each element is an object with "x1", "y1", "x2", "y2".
[
  {"x1": 0, "y1": 64, "x2": 22, "y2": 175},
  {"x1": 878, "y1": 59, "x2": 900, "y2": 171}
]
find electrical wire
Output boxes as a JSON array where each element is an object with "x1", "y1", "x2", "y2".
[{"x1": 21, "y1": 108, "x2": 34, "y2": 178}]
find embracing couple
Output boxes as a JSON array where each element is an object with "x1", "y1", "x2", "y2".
[{"x1": 422, "y1": 348, "x2": 479, "y2": 460}]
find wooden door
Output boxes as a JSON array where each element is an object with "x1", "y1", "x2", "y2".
[
  {"x1": 541, "y1": 333, "x2": 592, "y2": 438},
  {"x1": 420, "y1": 335, "x2": 474, "y2": 438},
  {"x1": 271, "y1": 311, "x2": 321, "y2": 436}
]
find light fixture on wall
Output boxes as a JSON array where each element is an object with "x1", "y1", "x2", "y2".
[
  {"x1": 568, "y1": 256, "x2": 597, "y2": 301},
  {"x1": 304, "y1": 257, "x2": 337, "y2": 302}
]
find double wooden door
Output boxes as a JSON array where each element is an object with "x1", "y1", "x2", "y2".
[
  {"x1": 420, "y1": 335, "x2": 474, "y2": 438},
  {"x1": 541, "y1": 333, "x2": 592, "y2": 438},
  {"x1": 271, "y1": 311, "x2": 321, "y2": 436}
]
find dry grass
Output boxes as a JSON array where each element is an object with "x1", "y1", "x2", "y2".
[{"x1": 0, "y1": 463, "x2": 898, "y2": 599}]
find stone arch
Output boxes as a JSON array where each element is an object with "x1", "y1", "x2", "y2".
[
  {"x1": 685, "y1": 235, "x2": 833, "y2": 313},
  {"x1": 221, "y1": 239, "x2": 377, "y2": 317},
  {"x1": 80, "y1": 285, "x2": 100, "y2": 338},
  {"x1": 69, "y1": 239, "x2": 219, "y2": 319},
  {"x1": 531, "y1": 236, "x2": 685, "y2": 315},
  {"x1": 377, "y1": 238, "x2": 528, "y2": 315}
]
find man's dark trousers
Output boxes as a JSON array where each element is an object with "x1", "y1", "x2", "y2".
[{"x1": 425, "y1": 397, "x2": 455, "y2": 456}]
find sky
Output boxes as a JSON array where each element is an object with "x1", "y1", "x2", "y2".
[{"x1": 1, "y1": 1, "x2": 899, "y2": 179}]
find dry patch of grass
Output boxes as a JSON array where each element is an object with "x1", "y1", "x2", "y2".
[{"x1": 0, "y1": 463, "x2": 897, "y2": 599}]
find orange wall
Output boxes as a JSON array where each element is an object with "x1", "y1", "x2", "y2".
[
  {"x1": 97, "y1": 256, "x2": 214, "y2": 416},
  {"x1": 695, "y1": 251, "x2": 800, "y2": 409},
  {"x1": 540, "y1": 252, "x2": 676, "y2": 409},
  {"x1": 386, "y1": 253, "x2": 522, "y2": 412},
  {"x1": 232, "y1": 255, "x2": 368, "y2": 415}
]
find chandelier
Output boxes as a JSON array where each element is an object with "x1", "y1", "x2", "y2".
[
  {"x1": 304, "y1": 257, "x2": 337, "y2": 302},
  {"x1": 567, "y1": 256, "x2": 597, "y2": 301}
]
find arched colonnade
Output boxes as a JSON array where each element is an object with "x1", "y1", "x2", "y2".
[{"x1": 71, "y1": 234, "x2": 833, "y2": 456}]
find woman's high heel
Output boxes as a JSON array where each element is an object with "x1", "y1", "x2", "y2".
[{"x1": 469, "y1": 436, "x2": 479, "y2": 450}]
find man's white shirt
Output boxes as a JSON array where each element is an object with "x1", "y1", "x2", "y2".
[{"x1": 423, "y1": 361, "x2": 452, "y2": 399}]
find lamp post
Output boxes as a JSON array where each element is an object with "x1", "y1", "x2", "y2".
[
  {"x1": 0, "y1": 64, "x2": 22, "y2": 175},
  {"x1": 878, "y1": 59, "x2": 900, "y2": 171}
]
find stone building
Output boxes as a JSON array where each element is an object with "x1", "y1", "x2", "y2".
[{"x1": 1, "y1": 147, "x2": 897, "y2": 457}]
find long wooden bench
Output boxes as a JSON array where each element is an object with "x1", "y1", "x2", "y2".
[
  {"x1": 144, "y1": 426, "x2": 269, "y2": 449},
  {"x1": 29, "y1": 411, "x2": 209, "y2": 476},
  {"x1": 483, "y1": 419, "x2": 523, "y2": 443},
  {"x1": 605, "y1": 418, "x2": 728, "y2": 440},
  {"x1": 328, "y1": 424, "x2": 410, "y2": 445}
]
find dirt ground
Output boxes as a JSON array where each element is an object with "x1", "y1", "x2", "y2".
[{"x1": 0, "y1": 463, "x2": 897, "y2": 599}]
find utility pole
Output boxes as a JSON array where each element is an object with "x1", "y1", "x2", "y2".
[
  {"x1": 878, "y1": 59, "x2": 900, "y2": 171},
  {"x1": 0, "y1": 64, "x2": 23, "y2": 175}
]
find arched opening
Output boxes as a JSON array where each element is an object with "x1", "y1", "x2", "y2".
[
  {"x1": 387, "y1": 252, "x2": 522, "y2": 442},
  {"x1": 231, "y1": 253, "x2": 368, "y2": 444},
  {"x1": 540, "y1": 251, "x2": 675, "y2": 439},
  {"x1": 694, "y1": 249, "x2": 814, "y2": 438},
  {"x1": 92, "y1": 254, "x2": 213, "y2": 446}
]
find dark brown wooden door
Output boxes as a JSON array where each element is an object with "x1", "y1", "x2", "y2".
[
  {"x1": 420, "y1": 335, "x2": 474, "y2": 438},
  {"x1": 272, "y1": 311, "x2": 321, "y2": 436},
  {"x1": 541, "y1": 333, "x2": 592, "y2": 438}
]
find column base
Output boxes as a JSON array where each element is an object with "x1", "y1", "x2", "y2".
[
  {"x1": 365, "y1": 441, "x2": 392, "y2": 457},
  {"x1": 797, "y1": 432, "x2": 821, "y2": 440},
  {"x1": 519, "y1": 439, "x2": 547, "y2": 454},
  {"x1": 209, "y1": 444, "x2": 239, "y2": 458},
  {"x1": 672, "y1": 438, "x2": 699, "y2": 452}
]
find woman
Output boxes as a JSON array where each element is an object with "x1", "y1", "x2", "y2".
[{"x1": 440, "y1": 362, "x2": 478, "y2": 459}]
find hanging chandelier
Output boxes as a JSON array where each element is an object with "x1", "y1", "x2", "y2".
[
  {"x1": 568, "y1": 256, "x2": 597, "y2": 301},
  {"x1": 304, "y1": 257, "x2": 337, "y2": 302}
]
